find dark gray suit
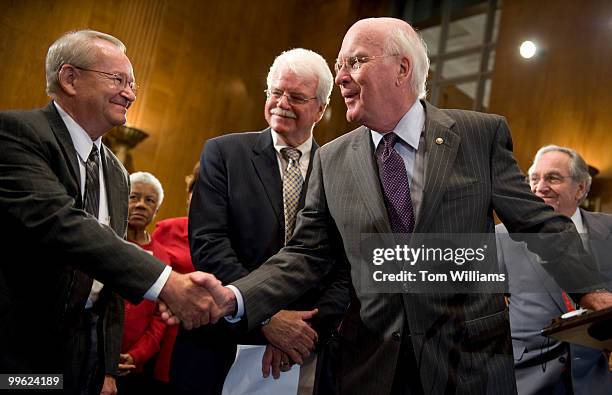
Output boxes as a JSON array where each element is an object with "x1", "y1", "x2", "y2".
[
  {"x1": 232, "y1": 101, "x2": 603, "y2": 394},
  {"x1": 0, "y1": 103, "x2": 166, "y2": 393},
  {"x1": 497, "y1": 210, "x2": 612, "y2": 394}
]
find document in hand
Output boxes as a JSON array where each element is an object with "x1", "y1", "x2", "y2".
[{"x1": 222, "y1": 345, "x2": 301, "y2": 395}]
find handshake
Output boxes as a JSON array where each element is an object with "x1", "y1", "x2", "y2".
[
  {"x1": 157, "y1": 271, "x2": 237, "y2": 330},
  {"x1": 156, "y1": 271, "x2": 320, "y2": 379}
]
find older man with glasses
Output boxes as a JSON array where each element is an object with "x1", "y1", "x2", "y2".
[
  {"x1": 178, "y1": 18, "x2": 612, "y2": 395},
  {"x1": 497, "y1": 145, "x2": 612, "y2": 394},
  {"x1": 0, "y1": 29, "x2": 221, "y2": 395},
  {"x1": 170, "y1": 48, "x2": 350, "y2": 395}
]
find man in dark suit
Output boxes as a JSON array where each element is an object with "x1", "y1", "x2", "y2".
[
  {"x1": 172, "y1": 17, "x2": 612, "y2": 395},
  {"x1": 497, "y1": 145, "x2": 612, "y2": 394},
  {"x1": 171, "y1": 48, "x2": 350, "y2": 395},
  {"x1": 0, "y1": 29, "x2": 221, "y2": 395}
]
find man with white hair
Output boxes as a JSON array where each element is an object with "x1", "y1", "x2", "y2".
[
  {"x1": 184, "y1": 18, "x2": 612, "y2": 395},
  {"x1": 171, "y1": 48, "x2": 350, "y2": 395},
  {"x1": 0, "y1": 29, "x2": 221, "y2": 395},
  {"x1": 497, "y1": 145, "x2": 612, "y2": 394}
]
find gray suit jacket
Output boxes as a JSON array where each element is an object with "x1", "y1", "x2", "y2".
[
  {"x1": 233, "y1": 101, "x2": 602, "y2": 394},
  {"x1": 0, "y1": 103, "x2": 166, "y2": 393},
  {"x1": 497, "y1": 210, "x2": 612, "y2": 394}
]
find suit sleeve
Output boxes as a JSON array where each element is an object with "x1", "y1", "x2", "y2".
[
  {"x1": 0, "y1": 112, "x2": 164, "y2": 303},
  {"x1": 189, "y1": 139, "x2": 250, "y2": 283},
  {"x1": 489, "y1": 117, "x2": 607, "y2": 295},
  {"x1": 233, "y1": 150, "x2": 337, "y2": 330},
  {"x1": 103, "y1": 292, "x2": 124, "y2": 376},
  {"x1": 308, "y1": 224, "x2": 351, "y2": 338}
]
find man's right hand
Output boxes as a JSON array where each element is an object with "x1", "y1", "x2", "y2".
[
  {"x1": 158, "y1": 271, "x2": 224, "y2": 329},
  {"x1": 261, "y1": 309, "x2": 318, "y2": 364},
  {"x1": 159, "y1": 271, "x2": 238, "y2": 329}
]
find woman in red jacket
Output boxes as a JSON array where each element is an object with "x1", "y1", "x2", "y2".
[{"x1": 118, "y1": 171, "x2": 169, "y2": 394}]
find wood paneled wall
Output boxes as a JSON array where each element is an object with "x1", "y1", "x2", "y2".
[
  {"x1": 0, "y1": 0, "x2": 390, "y2": 221},
  {"x1": 489, "y1": 0, "x2": 612, "y2": 213},
  {"x1": 7, "y1": 1, "x2": 607, "y2": 218}
]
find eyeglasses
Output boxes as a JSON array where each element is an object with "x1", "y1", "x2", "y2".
[
  {"x1": 74, "y1": 66, "x2": 139, "y2": 95},
  {"x1": 527, "y1": 174, "x2": 572, "y2": 185},
  {"x1": 265, "y1": 89, "x2": 317, "y2": 105},
  {"x1": 334, "y1": 54, "x2": 398, "y2": 74}
]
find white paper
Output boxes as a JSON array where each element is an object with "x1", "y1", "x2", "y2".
[{"x1": 222, "y1": 345, "x2": 300, "y2": 395}]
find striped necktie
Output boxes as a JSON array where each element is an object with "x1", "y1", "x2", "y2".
[{"x1": 84, "y1": 145, "x2": 100, "y2": 218}]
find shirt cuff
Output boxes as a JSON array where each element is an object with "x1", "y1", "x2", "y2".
[
  {"x1": 143, "y1": 265, "x2": 173, "y2": 301},
  {"x1": 224, "y1": 284, "x2": 244, "y2": 323}
]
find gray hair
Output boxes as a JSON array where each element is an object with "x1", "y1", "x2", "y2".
[
  {"x1": 384, "y1": 27, "x2": 430, "y2": 99},
  {"x1": 266, "y1": 48, "x2": 333, "y2": 105},
  {"x1": 129, "y1": 171, "x2": 164, "y2": 208},
  {"x1": 529, "y1": 145, "x2": 592, "y2": 203},
  {"x1": 46, "y1": 29, "x2": 126, "y2": 96}
]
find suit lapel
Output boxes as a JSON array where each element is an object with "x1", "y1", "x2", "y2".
[
  {"x1": 582, "y1": 209, "x2": 611, "y2": 273},
  {"x1": 298, "y1": 140, "x2": 318, "y2": 208},
  {"x1": 251, "y1": 129, "x2": 284, "y2": 225},
  {"x1": 415, "y1": 102, "x2": 460, "y2": 232},
  {"x1": 101, "y1": 145, "x2": 128, "y2": 235},
  {"x1": 42, "y1": 102, "x2": 83, "y2": 206},
  {"x1": 349, "y1": 127, "x2": 392, "y2": 234}
]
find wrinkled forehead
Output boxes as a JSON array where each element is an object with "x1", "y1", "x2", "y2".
[
  {"x1": 531, "y1": 151, "x2": 572, "y2": 174},
  {"x1": 339, "y1": 25, "x2": 386, "y2": 57},
  {"x1": 269, "y1": 68, "x2": 318, "y2": 90},
  {"x1": 92, "y1": 39, "x2": 135, "y2": 76}
]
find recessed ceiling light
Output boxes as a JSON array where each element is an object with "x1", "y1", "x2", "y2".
[{"x1": 520, "y1": 40, "x2": 537, "y2": 59}]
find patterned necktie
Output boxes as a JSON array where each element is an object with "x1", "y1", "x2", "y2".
[
  {"x1": 376, "y1": 132, "x2": 415, "y2": 233},
  {"x1": 281, "y1": 147, "x2": 304, "y2": 244},
  {"x1": 84, "y1": 145, "x2": 100, "y2": 218}
]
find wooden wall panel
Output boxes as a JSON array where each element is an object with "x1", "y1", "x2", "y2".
[
  {"x1": 489, "y1": 0, "x2": 612, "y2": 212},
  {"x1": 0, "y1": 0, "x2": 391, "y2": 222}
]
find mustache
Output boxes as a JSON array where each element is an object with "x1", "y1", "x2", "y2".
[{"x1": 270, "y1": 108, "x2": 297, "y2": 119}]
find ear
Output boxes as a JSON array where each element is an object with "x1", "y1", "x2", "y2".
[
  {"x1": 397, "y1": 56, "x2": 411, "y2": 86},
  {"x1": 57, "y1": 64, "x2": 78, "y2": 96},
  {"x1": 314, "y1": 103, "x2": 327, "y2": 123},
  {"x1": 575, "y1": 181, "x2": 588, "y2": 203}
]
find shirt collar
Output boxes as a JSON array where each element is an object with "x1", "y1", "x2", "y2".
[
  {"x1": 53, "y1": 101, "x2": 102, "y2": 164},
  {"x1": 271, "y1": 129, "x2": 312, "y2": 161},
  {"x1": 371, "y1": 99, "x2": 424, "y2": 150},
  {"x1": 569, "y1": 207, "x2": 585, "y2": 233}
]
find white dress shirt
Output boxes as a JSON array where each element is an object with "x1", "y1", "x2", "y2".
[{"x1": 54, "y1": 102, "x2": 170, "y2": 307}]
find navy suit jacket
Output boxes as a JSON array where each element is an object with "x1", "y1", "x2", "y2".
[{"x1": 171, "y1": 129, "x2": 350, "y2": 394}]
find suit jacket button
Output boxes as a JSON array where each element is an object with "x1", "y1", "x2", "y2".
[{"x1": 392, "y1": 331, "x2": 401, "y2": 341}]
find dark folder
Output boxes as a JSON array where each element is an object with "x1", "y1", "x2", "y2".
[{"x1": 542, "y1": 307, "x2": 612, "y2": 350}]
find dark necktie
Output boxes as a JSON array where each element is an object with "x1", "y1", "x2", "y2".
[
  {"x1": 376, "y1": 132, "x2": 415, "y2": 233},
  {"x1": 281, "y1": 147, "x2": 304, "y2": 244},
  {"x1": 84, "y1": 145, "x2": 100, "y2": 218}
]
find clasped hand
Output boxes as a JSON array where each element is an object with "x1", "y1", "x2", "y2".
[{"x1": 158, "y1": 271, "x2": 235, "y2": 330}]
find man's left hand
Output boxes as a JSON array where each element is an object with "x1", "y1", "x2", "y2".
[
  {"x1": 100, "y1": 375, "x2": 117, "y2": 395},
  {"x1": 579, "y1": 291, "x2": 612, "y2": 310}
]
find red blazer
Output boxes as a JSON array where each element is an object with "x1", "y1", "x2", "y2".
[{"x1": 151, "y1": 217, "x2": 195, "y2": 382}]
